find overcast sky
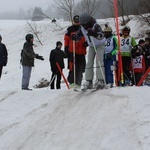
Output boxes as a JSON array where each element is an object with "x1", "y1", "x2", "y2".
[{"x1": 1, "y1": 0, "x2": 52, "y2": 12}]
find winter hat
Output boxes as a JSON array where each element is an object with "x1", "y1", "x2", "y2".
[
  {"x1": 56, "y1": 41, "x2": 62, "y2": 47},
  {"x1": 0, "y1": 35, "x2": 2, "y2": 39},
  {"x1": 138, "y1": 39, "x2": 145, "y2": 45},
  {"x1": 25, "y1": 34, "x2": 33, "y2": 42},
  {"x1": 73, "y1": 15, "x2": 79, "y2": 22}
]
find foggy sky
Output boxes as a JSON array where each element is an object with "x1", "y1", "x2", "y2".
[{"x1": 1, "y1": 0, "x2": 52, "y2": 12}]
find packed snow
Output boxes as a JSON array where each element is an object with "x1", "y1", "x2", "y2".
[{"x1": 0, "y1": 16, "x2": 150, "y2": 150}]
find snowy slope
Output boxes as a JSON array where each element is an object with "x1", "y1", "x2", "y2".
[{"x1": 0, "y1": 17, "x2": 150, "y2": 150}]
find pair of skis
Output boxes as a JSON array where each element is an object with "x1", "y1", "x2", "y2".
[{"x1": 74, "y1": 84, "x2": 108, "y2": 92}]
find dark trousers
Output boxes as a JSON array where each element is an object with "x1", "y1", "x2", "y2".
[
  {"x1": 122, "y1": 57, "x2": 132, "y2": 82},
  {"x1": 50, "y1": 71, "x2": 61, "y2": 89},
  {"x1": 67, "y1": 54, "x2": 86, "y2": 85},
  {"x1": 68, "y1": 66, "x2": 83, "y2": 85},
  {"x1": 145, "y1": 60, "x2": 150, "y2": 72},
  {"x1": 132, "y1": 72, "x2": 143, "y2": 85},
  {"x1": 0, "y1": 65, "x2": 3, "y2": 79}
]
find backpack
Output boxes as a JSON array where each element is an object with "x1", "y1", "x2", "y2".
[{"x1": 20, "y1": 49, "x2": 23, "y2": 64}]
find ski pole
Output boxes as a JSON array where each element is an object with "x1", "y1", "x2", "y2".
[
  {"x1": 49, "y1": 74, "x2": 57, "y2": 89},
  {"x1": 110, "y1": 56, "x2": 132, "y2": 85},
  {"x1": 73, "y1": 40, "x2": 76, "y2": 85},
  {"x1": 113, "y1": 61, "x2": 118, "y2": 86},
  {"x1": 56, "y1": 62, "x2": 70, "y2": 89},
  {"x1": 90, "y1": 37, "x2": 107, "y2": 87}
]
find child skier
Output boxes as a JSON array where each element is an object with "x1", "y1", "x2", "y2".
[
  {"x1": 120, "y1": 26, "x2": 137, "y2": 85},
  {"x1": 103, "y1": 24, "x2": 118, "y2": 87},
  {"x1": 130, "y1": 46, "x2": 145, "y2": 85}
]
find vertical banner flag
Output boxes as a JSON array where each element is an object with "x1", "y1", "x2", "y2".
[{"x1": 113, "y1": 0, "x2": 124, "y2": 85}]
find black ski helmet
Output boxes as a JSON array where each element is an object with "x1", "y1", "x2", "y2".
[
  {"x1": 122, "y1": 26, "x2": 130, "y2": 35},
  {"x1": 25, "y1": 34, "x2": 34, "y2": 42},
  {"x1": 131, "y1": 45, "x2": 142, "y2": 58},
  {"x1": 79, "y1": 13, "x2": 92, "y2": 25}
]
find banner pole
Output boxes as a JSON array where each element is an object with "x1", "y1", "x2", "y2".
[{"x1": 113, "y1": 0, "x2": 124, "y2": 85}]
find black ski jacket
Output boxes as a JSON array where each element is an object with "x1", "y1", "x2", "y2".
[
  {"x1": 49, "y1": 47, "x2": 66, "y2": 72},
  {"x1": 0, "y1": 43, "x2": 8, "y2": 66}
]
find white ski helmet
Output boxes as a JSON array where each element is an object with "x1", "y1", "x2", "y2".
[{"x1": 104, "y1": 26, "x2": 112, "y2": 32}]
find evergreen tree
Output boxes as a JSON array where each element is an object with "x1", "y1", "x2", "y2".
[{"x1": 32, "y1": 7, "x2": 44, "y2": 21}]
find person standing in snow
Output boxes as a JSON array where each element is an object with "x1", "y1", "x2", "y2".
[
  {"x1": 49, "y1": 41, "x2": 66, "y2": 89},
  {"x1": 21, "y1": 34, "x2": 44, "y2": 90},
  {"x1": 103, "y1": 24, "x2": 118, "y2": 87},
  {"x1": 0, "y1": 35, "x2": 8, "y2": 80},
  {"x1": 64, "y1": 15, "x2": 87, "y2": 88},
  {"x1": 130, "y1": 46, "x2": 145, "y2": 85},
  {"x1": 143, "y1": 37, "x2": 150, "y2": 71},
  {"x1": 73, "y1": 12, "x2": 106, "y2": 90},
  {"x1": 120, "y1": 26, "x2": 137, "y2": 85},
  {"x1": 138, "y1": 39, "x2": 145, "y2": 52}
]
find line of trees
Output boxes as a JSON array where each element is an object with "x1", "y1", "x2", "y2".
[{"x1": 0, "y1": 0, "x2": 149, "y2": 26}]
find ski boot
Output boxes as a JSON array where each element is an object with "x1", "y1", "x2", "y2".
[
  {"x1": 94, "y1": 79, "x2": 105, "y2": 90},
  {"x1": 82, "y1": 80, "x2": 93, "y2": 91}
]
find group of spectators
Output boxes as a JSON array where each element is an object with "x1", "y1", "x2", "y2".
[{"x1": 1, "y1": 13, "x2": 149, "y2": 90}]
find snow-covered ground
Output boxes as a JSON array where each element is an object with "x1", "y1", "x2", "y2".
[{"x1": 0, "y1": 17, "x2": 150, "y2": 150}]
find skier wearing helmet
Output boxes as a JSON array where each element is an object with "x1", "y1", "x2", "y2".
[
  {"x1": 103, "y1": 24, "x2": 118, "y2": 87},
  {"x1": 120, "y1": 26, "x2": 137, "y2": 85},
  {"x1": 21, "y1": 34, "x2": 44, "y2": 90},
  {"x1": 130, "y1": 46, "x2": 145, "y2": 85},
  {"x1": 73, "y1": 12, "x2": 106, "y2": 90}
]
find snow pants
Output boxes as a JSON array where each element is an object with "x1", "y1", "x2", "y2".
[
  {"x1": 104, "y1": 55, "x2": 116, "y2": 84},
  {"x1": 85, "y1": 45, "x2": 105, "y2": 81}
]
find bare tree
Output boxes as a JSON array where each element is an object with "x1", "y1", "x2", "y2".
[
  {"x1": 138, "y1": 0, "x2": 150, "y2": 26},
  {"x1": 107, "y1": 0, "x2": 131, "y2": 25},
  {"x1": 53, "y1": 0, "x2": 75, "y2": 23},
  {"x1": 26, "y1": 21, "x2": 43, "y2": 45},
  {"x1": 76, "y1": 0, "x2": 102, "y2": 16}
]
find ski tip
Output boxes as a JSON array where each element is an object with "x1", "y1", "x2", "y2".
[{"x1": 81, "y1": 88, "x2": 87, "y2": 92}]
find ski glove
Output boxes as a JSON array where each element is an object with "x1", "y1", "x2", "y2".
[
  {"x1": 71, "y1": 34, "x2": 77, "y2": 41},
  {"x1": 106, "y1": 53, "x2": 112, "y2": 59},
  {"x1": 36, "y1": 55, "x2": 44, "y2": 61},
  {"x1": 87, "y1": 29, "x2": 98, "y2": 38},
  {"x1": 83, "y1": 42, "x2": 88, "y2": 47}
]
